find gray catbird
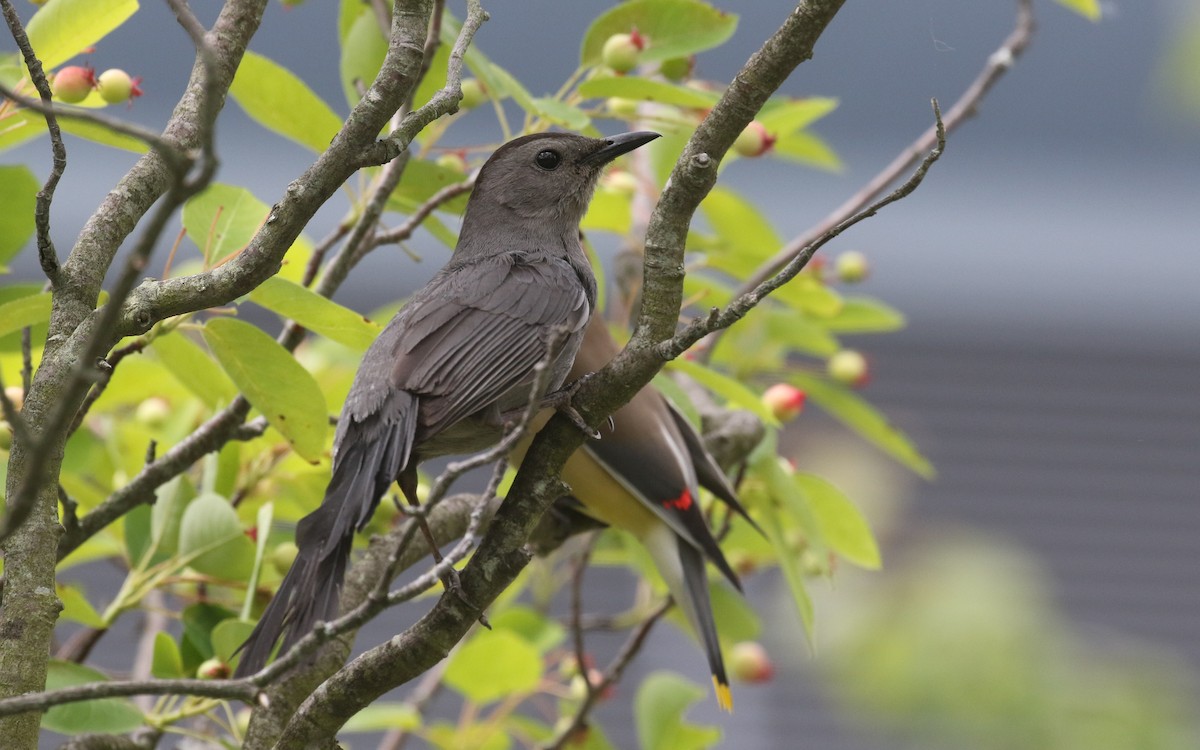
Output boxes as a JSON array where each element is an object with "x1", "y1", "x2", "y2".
[
  {"x1": 514, "y1": 319, "x2": 761, "y2": 711},
  {"x1": 235, "y1": 130, "x2": 660, "y2": 677}
]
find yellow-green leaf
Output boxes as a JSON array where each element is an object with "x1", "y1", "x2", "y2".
[
  {"x1": 773, "y1": 130, "x2": 842, "y2": 172},
  {"x1": 581, "y1": 0, "x2": 738, "y2": 66},
  {"x1": 249, "y1": 276, "x2": 380, "y2": 351},
  {"x1": 579, "y1": 75, "x2": 718, "y2": 109},
  {"x1": 634, "y1": 671, "x2": 722, "y2": 750},
  {"x1": 444, "y1": 629, "x2": 542, "y2": 704},
  {"x1": 202, "y1": 318, "x2": 328, "y2": 461},
  {"x1": 339, "y1": 7, "x2": 388, "y2": 107},
  {"x1": 59, "y1": 115, "x2": 150, "y2": 153},
  {"x1": 182, "y1": 183, "x2": 268, "y2": 265},
  {"x1": 820, "y1": 297, "x2": 905, "y2": 334},
  {"x1": 150, "y1": 332, "x2": 238, "y2": 408},
  {"x1": 57, "y1": 584, "x2": 105, "y2": 628},
  {"x1": 1054, "y1": 0, "x2": 1101, "y2": 21},
  {"x1": 151, "y1": 632, "x2": 184, "y2": 678},
  {"x1": 42, "y1": 660, "x2": 144, "y2": 735},
  {"x1": 230, "y1": 50, "x2": 343, "y2": 153},
  {"x1": 791, "y1": 371, "x2": 934, "y2": 479},
  {"x1": 25, "y1": 0, "x2": 139, "y2": 70},
  {"x1": 0, "y1": 290, "x2": 51, "y2": 339},
  {"x1": 344, "y1": 703, "x2": 422, "y2": 733},
  {"x1": 531, "y1": 96, "x2": 591, "y2": 130},
  {"x1": 177, "y1": 492, "x2": 255, "y2": 580},
  {"x1": 0, "y1": 166, "x2": 38, "y2": 264},
  {"x1": 796, "y1": 472, "x2": 881, "y2": 569},
  {"x1": 669, "y1": 357, "x2": 779, "y2": 427},
  {"x1": 757, "y1": 97, "x2": 838, "y2": 135}
]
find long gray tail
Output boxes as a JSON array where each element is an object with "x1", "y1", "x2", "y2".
[{"x1": 234, "y1": 401, "x2": 415, "y2": 677}]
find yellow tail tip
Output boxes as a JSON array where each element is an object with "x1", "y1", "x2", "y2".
[{"x1": 713, "y1": 677, "x2": 734, "y2": 713}]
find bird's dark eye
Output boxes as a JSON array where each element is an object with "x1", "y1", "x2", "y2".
[{"x1": 535, "y1": 149, "x2": 561, "y2": 170}]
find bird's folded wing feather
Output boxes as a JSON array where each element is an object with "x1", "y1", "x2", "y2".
[{"x1": 392, "y1": 252, "x2": 590, "y2": 435}]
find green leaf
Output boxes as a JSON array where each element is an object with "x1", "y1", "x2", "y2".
[
  {"x1": 488, "y1": 606, "x2": 566, "y2": 653},
  {"x1": 582, "y1": 0, "x2": 738, "y2": 66},
  {"x1": 443, "y1": 629, "x2": 542, "y2": 704},
  {"x1": 150, "y1": 331, "x2": 238, "y2": 408},
  {"x1": 582, "y1": 186, "x2": 633, "y2": 234},
  {"x1": 388, "y1": 158, "x2": 472, "y2": 214},
  {"x1": 531, "y1": 96, "x2": 591, "y2": 130},
  {"x1": 58, "y1": 116, "x2": 149, "y2": 153},
  {"x1": 791, "y1": 371, "x2": 934, "y2": 479},
  {"x1": 708, "y1": 583, "x2": 760, "y2": 643},
  {"x1": 0, "y1": 165, "x2": 38, "y2": 264},
  {"x1": 668, "y1": 358, "x2": 778, "y2": 427},
  {"x1": 57, "y1": 584, "x2": 105, "y2": 628},
  {"x1": 41, "y1": 660, "x2": 144, "y2": 735},
  {"x1": 202, "y1": 317, "x2": 329, "y2": 461},
  {"x1": 151, "y1": 632, "x2": 184, "y2": 679},
  {"x1": 230, "y1": 50, "x2": 343, "y2": 153},
  {"x1": 249, "y1": 276, "x2": 380, "y2": 351},
  {"x1": 25, "y1": 0, "x2": 139, "y2": 70},
  {"x1": 181, "y1": 183, "x2": 270, "y2": 265},
  {"x1": 177, "y1": 491, "x2": 256, "y2": 580},
  {"x1": 1054, "y1": 0, "x2": 1101, "y2": 20},
  {"x1": 797, "y1": 472, "x2": 881, "y2": 570},
  {"x1": 211, "y1": 618, "x2": 256, "y2": 663},
  {"x1": 579, "y1": 75, "x2": 718, "y2": 109},
  {"x1": 700, "y1": 186, "x2": 781, "y2": 265},
  {"x1": 757, "y1": 97, "x2": 838, "y2": 135},
  {"x1": 757, "y1": 495, "x2": 816, "y2": 644},
  {"x1": 634, "y1": 671, "x2": 722, "y2": 750},
  {"x1": 820, "y1": 297, "x2": 905, "y2": 334},
  {"x1": 180, "y1": 602, "x2": 235, "y2": 672},
  {"x1": 773, "y1": 273, "x2": 843, "y2": 318},
  {"x1": 343, "y1": 702, "x2": 422, "y2": 733},
  {"x1": 773, "y1": 130, "x2": 841, "y2": 172},
  {"x1": 339, "y1": 8, "x2": 388, "y2": 107},
  {"x1": 150, "y1": 474, "x2": 193, "y2": 559},
  {"x1": 0, "y1": 290, "x2": 51, "y2": 339},
  {"x1": 123, "y1": 504, "x2": 152, "y2": 568}
]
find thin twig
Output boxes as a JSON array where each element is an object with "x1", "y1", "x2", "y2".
[
  {"x1": 542, "y1": 600, "x2": 673, "y2": 750},
  {"x1": 0, "y1": 0, "x2": 63, "y2": 283},
  {"x1": 369, "y1": 177, "x2": 473, "y2": 250}
]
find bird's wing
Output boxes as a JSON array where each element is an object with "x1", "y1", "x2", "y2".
[
  {"x1": 582, "y1": 387, "x2": 742, "y2": 591},
  {"x1": 390, "y1": 252, "x2": 590, "y2": 437},
  {"x1": 665, "y1": 401, "x2": 763, "y2": 536}
]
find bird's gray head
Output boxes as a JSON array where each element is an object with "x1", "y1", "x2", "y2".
[{"x1": 464, "y1": 131, "x2": 660, "y2": 227}]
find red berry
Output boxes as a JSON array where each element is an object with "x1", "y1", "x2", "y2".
[
  {"x1": 835, "y1": 250, "x2": 870, "y2": 283},
  {"x1": 732, "y1": 121, "x2": 776, "y2": 158},
  {"x1": 52, "y1": 66, "x2": 96, "y2": 104},
  {"x1": 659, "y1": 56, "x2": 695, "y2": 82},
  {"x1": 96, "y1": 69, "x2": 143, "y2": 105},
  {"x1": 602, "y1": 32, "x2": 643, "y2": 74},
  {"x1": 828, "y1": 350, "x2": 869, "y2": 388},
  {"x1": 728, "y1": 642, "x2": 774, "y2": 684},
  {"x1": 435, "y1": 151, "x2": 468, "y2": 174},
  {"x1": 459, "y1": 78, "x2": 488, "y2": 109},
  {"x1": 196, "y1": 658, "x2": 230, "y2": 679},
  {"x1": 762, "y1": 383, "x2": 806, "y2": 422}
]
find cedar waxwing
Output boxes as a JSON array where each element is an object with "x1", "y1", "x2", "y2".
[
  {"x1": 517, "y1": 319, "x2": 759, "y2": 711},
  {"x1": 235, "y1": 131, "x2": 661, "y2": 677}
]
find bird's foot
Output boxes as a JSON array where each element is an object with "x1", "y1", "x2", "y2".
[
  {"x1": 539, "y1": 374, "x2": 612, "y2": 439},
  {"x1": 439, "y1": 565, "x2": 491, "y2": 628}
]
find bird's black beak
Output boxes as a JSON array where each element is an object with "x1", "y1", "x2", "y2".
[{"x1": 582, "y1": 130, "x2": 661, "y2": 165}]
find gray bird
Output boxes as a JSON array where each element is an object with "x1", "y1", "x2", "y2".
[{"x1": 235, "y1": 130, "x2": 661, "y2": 677}]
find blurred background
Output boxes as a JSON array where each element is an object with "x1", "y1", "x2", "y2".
[{"x1": 8, "y1": 0, "x2": 1199, "y2": 747}]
